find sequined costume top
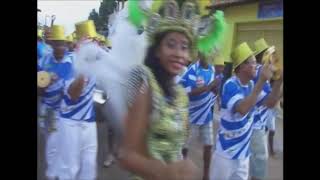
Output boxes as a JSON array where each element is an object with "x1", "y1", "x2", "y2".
[{"x1": 127, "y1": 65, "x2": 189, "y2": 164}]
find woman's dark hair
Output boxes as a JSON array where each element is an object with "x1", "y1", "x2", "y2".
[{"x1": 144, "y1": 31, "x2": 176, "y2": 99}]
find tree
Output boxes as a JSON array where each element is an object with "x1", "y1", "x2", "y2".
[
  {"x1": 88, "y1": 0, "x2": 118, "y2": 32},
  {"x1": 176, "y1": 0, "x2": 186, "y2": 7},
  {"x1": 98, "y1": 0, "x2": 113, "y2": 30},
  {"x1": 88, "y1": 9, "x2": 100, "y2": 28}
]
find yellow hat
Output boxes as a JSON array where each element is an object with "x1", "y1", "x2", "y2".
[
  {"x1": 66, "y1": 35, "x2": 74, "y2": 43},
  {"x1": 254, "y1": 38, "x2": 270, "y2": 56},
  {"x1": 199, "y1": 0, "x2": 212, "y2": 16},
  {"x1": 97, "y1": 34, "x2": 106, "y2": 42},
  {"x1": 101, "y1": 37, "x2": 106, "y2": 43},
  {"x1": 37, "y1": 29, "x2": 43, "y2": 38},
  {"x1": 232, "y1": 42, "x2": 255, "y2": 69},
  {"x1": 105, "y1": 39, "x2": 112, "y2": 47},
  {"x1": 95, "y1": 34, "x2": 101, "y2": 41},
  {"x1": 213, "y1": 55, "x2": 225, "y2": 66},
  {"x1": 47, "y1": 25, "x2": 66, "y2": 41},
  {"x1": 75, "y1": 20, "x2": 98, "y2": 39}
]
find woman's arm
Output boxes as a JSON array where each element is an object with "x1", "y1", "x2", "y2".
[{"x1": 118, "y1": 86, "x2": 169, "y2": 179}]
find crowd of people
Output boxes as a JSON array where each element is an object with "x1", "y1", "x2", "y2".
[{"x1": 37, "y1": 1, "x2": 283, "y2": 180}]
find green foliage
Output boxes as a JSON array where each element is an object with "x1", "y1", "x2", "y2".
[{"x1": 88, "y1": 0, "x2": 122, "y2": 32}]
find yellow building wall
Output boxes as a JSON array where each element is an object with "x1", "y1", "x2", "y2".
[{"x1": 221, "y1": 2, "x2": 283, "y2": 62}]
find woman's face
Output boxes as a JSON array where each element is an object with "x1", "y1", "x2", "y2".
[{"x1": 156, "y1": 32, "x2": 190, "y2": 76}]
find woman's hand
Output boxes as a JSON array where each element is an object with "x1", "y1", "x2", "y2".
[{"x1": 164, "y1": 159, "x2": 201, "y2": 180}]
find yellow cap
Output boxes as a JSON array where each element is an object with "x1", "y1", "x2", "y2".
[
  {"x1": 213, "y1": 55, "x2": 225, "y2": 66},
  {"x1": 37, "y1": 29, "x2": 43, "y2": 38},
  {"x1": 66, "y1": 35, "x2": 74, "y2": 43},
  {"x1": 199, "y1": 0, "x2": 212, "y2": 16},
  {"x1": 254, "y1": 38, "x2": 270, "y2": 56},
  {"x1": 75, "y1": 20, "x2": 98, "y2": 39},
  {"x1": 47, "y1": 25, "x2": 66, "y2": 41},
  {"x1": 231, "y1": 42, "x2": 254, "y2": 69}
]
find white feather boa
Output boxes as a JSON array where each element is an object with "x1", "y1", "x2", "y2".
[{"x1": 72, "y1": 4, "x2": 148, "y2": 124}]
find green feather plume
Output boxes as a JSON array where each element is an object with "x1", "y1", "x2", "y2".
[
  {"x1": 197, "y1": 10, "x2": 227, "y2": 56},
  {"x1": 128, "y1": 0, "x2": 147, "y2": 28}
]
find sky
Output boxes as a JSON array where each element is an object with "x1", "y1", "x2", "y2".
[{"x1": 38, "y1": 0, "x2": 101, "y2": 35}]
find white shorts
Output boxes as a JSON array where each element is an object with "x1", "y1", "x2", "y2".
[
  {"x1": 249, "y1": 129, "x2": 269, "y2": 179},
  {"x1": 184, "y1": 121, "x2": 214, "y2": 148},
  {"x1": 266, "y1": 104, "x2": 282, "y2": 132},
  {"x1": 210, "y1": 152, "x2": 249, "y2": 180},
  {"x1": 266, "y1": 116, "x2": 276, "y2": 132}
]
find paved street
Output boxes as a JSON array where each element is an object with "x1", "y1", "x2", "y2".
[{"x1": 38, "y1": 106, "x2": 283, "y2": 180}]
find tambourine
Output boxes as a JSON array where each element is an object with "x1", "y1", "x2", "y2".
[
  {"x1": 37, "y1": 71, "x2": 51, "y2": 88},
  {"x1": 262, "y1": 46, "x2": 275, "y2": 64},
  {"x1": 262, "y1": 46, "x2": 282, "y2": 81},
  {"x1": 272, "y1": 61, "x2": 282, "y2": 81}
]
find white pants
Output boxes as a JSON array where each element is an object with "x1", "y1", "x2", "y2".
[
  {"x1": 45, "y1": 123, "x2": 60, "y2": 178},
  {"x1": 266, "y1": 116, "x2": 276, "y2": 132},
  {"x1": 58, "y1": 118, "x2": 98, "y2": 180},
  {"x1": 38, "y1": 103, "x2": 60, "y2": 178},
  {"x1": 184, "y1": 121, "x2": 214, "y2": 148},
  {"x1": 210, "y1": 152, "x2": 249, "y2": 180},
  {"x1": 97, "y1": 83, "x2": 128, "y2": 152},
  {"x1": 249, "y1": 129, "x2": 268, "y2": 179}
]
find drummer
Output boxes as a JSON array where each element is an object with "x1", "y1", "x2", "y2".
[{"x1": 37, "y1": 25, "x2": 73, "y2": 180}]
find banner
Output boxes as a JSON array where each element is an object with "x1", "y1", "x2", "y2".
[{"x1": 258, "y1": 0, "x2": 283, "y2": 19}]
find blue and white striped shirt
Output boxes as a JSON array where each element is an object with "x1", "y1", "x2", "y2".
[
  {"x1": 39, "y1": 53, "x2": 73, "y2": 110},
  {"x1": 60, "y1": 74, "x2": 96, "y2": 122},
  {"x1": 59, "y1": 43, "x2": 96, "y2": 123},
  {"x1": 180, "y1": 61, "x2": 216, "y2": 125},
  {"x1": 215, "y1": 76, "x2": 255, "y2": 160},
  {"x1": 37, "y1": 42, "x2": 52, "y2": 65},
  {"x1": 252, "y1": 64, "x2": 273, "y2": 130},
  {"x1": 37, "y1": 41, "x2": 46, "y2": 60}
]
